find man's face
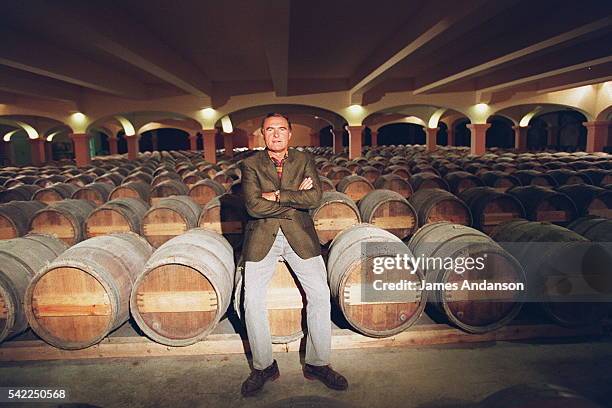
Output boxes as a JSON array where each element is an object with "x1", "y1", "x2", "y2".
[{"x1": 262, "y1": 116, "x2": 292, "y2": 153}]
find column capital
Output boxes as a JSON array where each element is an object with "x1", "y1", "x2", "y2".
[
  {"x1": 583, "y1": 121, "x2": 611, "y2": 128},
  {"x1": 69, "y1": 133, "x2": 91, "y2": 140},
  {"x1": 512, "y1": 125, "x2": 530, "y2": 131},
  {"x1": 467, "y1": 123, "x2": 491, "y2": 131}
]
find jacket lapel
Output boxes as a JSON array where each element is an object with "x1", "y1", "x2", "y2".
[
  {"x1": 259, "y1": 150, "x2": 281, "y2": 189},
  {"x1": 280, "y1": 149, "x2": 296, "y2": 190}
]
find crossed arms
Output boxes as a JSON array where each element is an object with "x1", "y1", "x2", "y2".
[{"x1": 240, "y1": 155, "x2": 322, "y2": 219}]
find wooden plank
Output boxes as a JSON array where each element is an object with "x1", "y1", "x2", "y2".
[
  {"x1": 588, "y1": 208, "x2": 612, "y2": 218},
  {"x1": 32, "y1": 294, "x2": 111, "y2": 317},
  {"x1": 136, "y1": 291, "x2": 217, "y2": 313},
  {"x1": 483, "y1": 212, "x2": 520, "y2": 224},
  {"x1": 87, "y1": 224, "x2": 131, "y2": 234},
  {"x1": 372, "y1": 216, "x2": 415, "y2": 229},
  {"x1": 314, "y1": 218, "x2": 358, "y2": 230},
  {"x1": 536, "y1": 211, "x2": 568, "y2": 222},
  {"x1": 199, "y1": 221, "x2": 243, "y2": 234},
  {"x1": 30, "y1": 225, "x2": 74, "y2": 238},
  {"x1": 343, "y1": 283, "x2": 420, "y2": 305},
  {"x1": 0, "y1": 323, "x2": 602, "y2": 362},
  {"x1": 142, "y1": 223, "x2": 187, "y2": 235}
]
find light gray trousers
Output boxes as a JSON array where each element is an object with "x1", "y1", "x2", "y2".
[{"x1": 243, "y1": 228, "x2": 331, "y2": 370}]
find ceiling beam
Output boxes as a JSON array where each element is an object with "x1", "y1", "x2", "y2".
[
  {"x1": 261, "y1": 0, "x2": 291, "y2": 97},
  {"x1": 0, "y1": 29, "x2": 146, "y2": 98},
  {"x1": 413, "y1": 16, "x2": 612, "y2": 94},
  {"x1": 25, "y1": 2, "x2": 212, "y2": 98},
  {"x1": 348, "y1": 0, "x2": 520, "y2": 103},
  {"x1": 535, "y1": 63, "x2": 612, "y2": 93},
  {"x1": 0, "y1": 65, "x2": 82, "y2": 102}
]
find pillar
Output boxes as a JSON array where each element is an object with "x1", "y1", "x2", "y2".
[
  {"x1": 223, "y1": 132, "x2": 234, "y2": 157},
  {"x1": 29, "y1": 138, "x2": 46, "y2": 165},
  {"x1": 69, "y1": 133, "x2": 91, "y2": 167},
  {"x1": 546, "y1": 125, "x2": 558, "y2": 147},
  {"x1": 333, "y1": 128, "x2": 344, "y2": 154},
  {"x1": 347, "y1": 125, "x2": 364, "y2": 160},
  {"x1": 45, "y1": 141, "x2": 53, "y2": 162},
  {"x1": 447, "y1": 128, "x2": 455, "y2": 146},
  {"x1": 310, "y1": 132, "x2": 320, "y2": 147},
  {"x1": 151, "y1": 131, "x2": 158, "y2": 151},
  {"x1": 108, "y1": 136, "x2": 119, "y2": 155},
  {"x1": 371, "y1": 131, "x2": 378, "y2": 147},
  {"x1": 513, "y1": 126, "x2": 529, "y2": 152},
  {"x1": 466, "y1": 124, "x2": 491, "y2": 156},
  {"x1": 584, "y1": 121, "x2": 611, "y2": 153},
  {"x1": 189, "y1": 133, "x2": 198, "y2": 151},
  {"x1": 202, "y1": 129, "x2": 217, "y2": 163},
  {"x1": 425, "y1": 127, "x2": 438, "y2": 152},
  {"x1": 126, "y1": 135, "x2": 140, "y2": 160}
]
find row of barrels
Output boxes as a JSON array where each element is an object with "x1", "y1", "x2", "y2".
[{"x1": 2, "y1": 216, "x2": 610, "y2": 349}]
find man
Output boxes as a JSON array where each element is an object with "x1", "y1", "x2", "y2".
[{"x1": 239, "y1": 113, "x2": 348, "y2": 397}]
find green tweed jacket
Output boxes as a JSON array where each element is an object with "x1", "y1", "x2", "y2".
[{"x1": 240, "y1": 148, "x2": 322, "y2": 262}]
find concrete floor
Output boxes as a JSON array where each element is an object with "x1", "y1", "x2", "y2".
[{"x1": 1, "y1": 337, "x2": 611, "y2": 408}]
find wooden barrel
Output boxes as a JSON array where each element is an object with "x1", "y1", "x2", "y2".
[
  {"x1": 408, "y1": 222, "x2": 525, "y2": 333},
  {"x1": 326, "y1": 167, "x2": 353, "y2": 185},
  {"x1": 141, "y1": 195, "x2": 201, "y2": 248},
  {"x1": 6, "y1": 175, "x2": 40, "y2": 187},
  {"x1": 198, "y1": 194, "x2": 247, "y2": 249},
  {"x1": 577, "y1": 168, "x2": 612, "y2": 186},
  {"x1": 409, "y1": 188, "x2": 472, "y2": 226},
  {"x1": 568, "y1": 217, "x2": 612, "y2": 241},
  {"x1": 385, "y1": 165, "x2": 411, "y2": 179},
  {"x1": 72, "y1": 182, "x2": 114, "y2": 206},
  {"x1": 479, "y1": 171, "x2": 522, "y2": 192},
  {"x1": 319, "y1": 176, "x2": 336, "y2": 192},
  {"x1": 25, "y1": 233, "x2": 152, "y2": 349},
  {"x1": 29, "y1": 199, "x2": 96, "y2": 245},
  {"x1": 513, "y1": 170, "x2": 557, "y2": 187},
  {"x1": 0, "y1": 184, "x2": 41, "y2": 203},
  {"x1": 151, "y1": 171, "x2": 182, "y2": 188},
  {"x1": 0, "y1": 234, "x2": 68, "y2": 343},
  {"x1": 212, "y1": 171, "x2": 235, "y2": 190},
  {"x1": 476, "y1": 383, "x2": 604, "y2": 408},
  {"x1": 310, "y1": 191, "x2": 361, "y2": 245},
  {"x1": 557, "y1": 184, "x2": 612, "y2": 218},
  {"x1": 123, "y1": 171, "x2": 154, "y2": 185},
  {"x1": 150, "y1": 180, "x2": 190, "y2": 205},
  {"x1": 459, "y1": 187, "x2": 526, "y2": 234},
  {"x1": 182, "y1": 170, "x2": 206, "y2": 186},
  {"x1": 327, "y1": 224, "x2": 426, "y2": 337},
  {"x1": 86, "y1": 198, "x2": 149, "y2": 238},
  {"x1": 490, "y1": 220, "x2": 610, "y2": 326},
  {"x1": 188, "y1": 179, "x2": 226, "y2": 206},
  {"x1": 507, "y1": 185, "x2": 578, "y2": 226},
  {"x1": 356, "y1": 166, "x2": 382, "y2": 185},
  {"x1": 410, "y1": 173, "x2": 449, "y2": 192},
  {"x1": 95, "y1": 172, "x2": 124, "y2": 186},
  {"x1": 109, "y1": 181, "x2": 151, "y2": 203},
  {"x1": 444, "y1": 171, "x2": 484, "y2": 195},
  {"x1": 65, "y1": 174, "x2": 96, "y2": 187},
  {"x1": 374, "y1": 174, "x2": 413, "y2": 198},
  {"x1": 32, "y1": 183, "x2": 79, "y2": 204},
  {"x1": 131, "y1": 229, "x2": 234, "y2": 346},
  {"x1": 547, "y1": 169, "x2": 592, "y2": 186},
  {"x1": 336, "y1": 175, "x2": 374, "y2": 202},
  {"x1": 234, "y1": 258, "x2": 306, "y2": 344},
  {"x1": 358, "y1": 190, "x2": 417, "y2": 239},
  {"x1": 0, "y1": 201, "x2": 46, "y2": 239}
]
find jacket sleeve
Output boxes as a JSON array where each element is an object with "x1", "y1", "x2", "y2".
[
  {"x1": 240, "y1": 160, "x2": 293, "y2": 218},
  {"x1": 278, "y1": 154, "x2": 323, "y2": 210}
]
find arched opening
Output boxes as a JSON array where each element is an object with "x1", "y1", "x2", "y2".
[
  {"x1": 453, "y1": 119, "x2": 471, "y2": 147},
  {"x1": 530, "y1": 110, "x2": 588, "y2": 152},
  {"x1": 437, "y1": 122, "x2": 448, "y2": 145},
  {"x1": 486, "y1": 115, "x2": 515, "y2": 148},
  {"x1": 378, "y1": 123, "x2": 426, "y2": 145}
]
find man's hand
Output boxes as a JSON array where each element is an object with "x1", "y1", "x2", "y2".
[
  {"x1": 299, "y1": 177, "x2": 313, "y2": 190},
  {"x1": 261, "y1": 191, "x2": 277, "y2": 201}
]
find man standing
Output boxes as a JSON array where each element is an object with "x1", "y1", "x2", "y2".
[{"x1": 239, "y1": 113, "x2": 348, "y2": 397}]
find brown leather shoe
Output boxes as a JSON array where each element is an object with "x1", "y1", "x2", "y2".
[
  {"x1": 303, "y1": 364, "x2": 348, "y2": 391},
  {"x1": 241, "y1": 360, "x2": 280, "y2": 397}
]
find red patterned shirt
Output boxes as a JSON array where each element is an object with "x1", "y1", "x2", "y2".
[{"x1": 268, "y1": 150, "x2": 288, "y2": 182}]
